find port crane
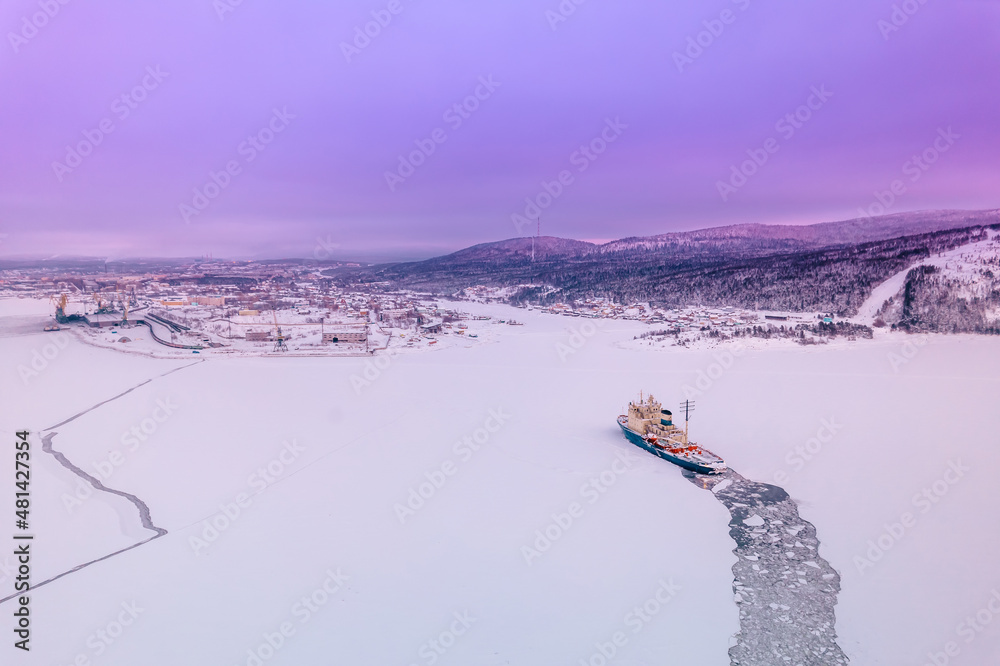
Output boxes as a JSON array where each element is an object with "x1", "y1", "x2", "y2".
[
  {"x1": 272, "y1": 309, "x2": 288, "y2": 352},
  {"x1": 91, "y1": 292, "x2": 117, "y2": 316},
  {"x1": 50, "y1": 293, "x2": 69, "y2": 321},
  {"x1": 118, "y1": 292, "x2": 129, "y2": 325}
]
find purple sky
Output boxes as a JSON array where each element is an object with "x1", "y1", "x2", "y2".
[{"x1": 1, "y1": 0, "x2": 998, "y2": 261}]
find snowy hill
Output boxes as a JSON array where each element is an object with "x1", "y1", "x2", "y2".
[
  {"x1": 366, "y1": 211, "x2": 1000, "y2": 322},
  {"x1": 598, "y1": 209, "x2": 999, "y2": 254},
  {"x1": 875, "y1": 231, "x2": 1000, "y2": 333}
]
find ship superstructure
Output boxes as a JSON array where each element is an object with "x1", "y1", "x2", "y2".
[{"x1": 617, "y1": 394, "x2": 726, "y2": 474}]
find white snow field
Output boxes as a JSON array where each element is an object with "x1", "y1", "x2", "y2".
[{"x1": 1, "y1": 297, "x2": 999, "y2": 665}]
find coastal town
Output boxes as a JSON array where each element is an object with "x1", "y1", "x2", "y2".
[{"x1": 0, "y1": 260, "x2": 860, "y2": 359}]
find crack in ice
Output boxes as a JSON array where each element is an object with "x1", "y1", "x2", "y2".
[{"x1": 0, "y1": 361, "x2": 201, "y2": 605}]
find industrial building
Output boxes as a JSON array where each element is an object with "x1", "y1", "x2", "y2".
[
  {"x1": 322, "y1": 330, "x2": 367, "y2": 344},
  {"x1": 420, "y1": 321, "x2": 443, "y2": 334}
]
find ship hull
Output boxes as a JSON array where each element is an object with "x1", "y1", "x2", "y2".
[{"x1": 618, "y1": 420, "x2": 724, "y2": 475}]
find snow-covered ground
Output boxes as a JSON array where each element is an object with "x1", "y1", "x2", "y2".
[{"x1": 0, "y1": 297, "x2": 998, "y2": 664}]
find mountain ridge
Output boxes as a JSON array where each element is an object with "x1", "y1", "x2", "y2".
[
  {"x1": 373, "y1": 208, "x2": 998, "y2": 270},
  {"x1": 351, "y1": 209, "x2": 1000, "y2": 320}
]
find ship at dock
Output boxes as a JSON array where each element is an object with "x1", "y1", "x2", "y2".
[{"x1": 617, "y1": 394, "x2": 726, "y2": 475}]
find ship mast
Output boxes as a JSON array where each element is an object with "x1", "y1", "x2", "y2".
[{"x1": 680, "y1": 399, "x2": 695, "y2": 440}]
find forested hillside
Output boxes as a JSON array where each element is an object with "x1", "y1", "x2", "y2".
[{"x1": 351, "y1": 215, "x2": 999, "y2": 318}]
